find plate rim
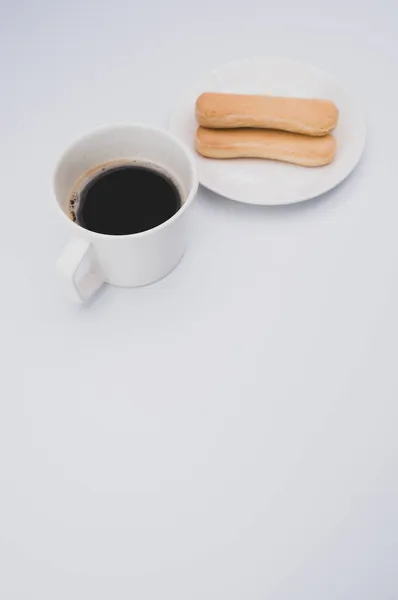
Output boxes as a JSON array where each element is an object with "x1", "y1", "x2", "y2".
[{"x1": 170, "y1": 56, "x2": 367, "y2": 206}]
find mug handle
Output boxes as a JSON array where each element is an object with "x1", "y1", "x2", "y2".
[{"x1": 56, "y1": 238, "x2": 105, "y2": 303}]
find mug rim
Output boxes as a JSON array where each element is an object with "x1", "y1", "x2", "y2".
[{"x1": 53, "y1": 123, "x2": 199, "y2": 240}]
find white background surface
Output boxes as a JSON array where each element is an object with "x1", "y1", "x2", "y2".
[{"x1": 1, "y1": 1, "x2": 398, "y2": 598}]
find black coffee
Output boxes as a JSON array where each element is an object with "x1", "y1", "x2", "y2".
[{"x1": 72, "y1": 164, "x2": 182, "y2": 235}]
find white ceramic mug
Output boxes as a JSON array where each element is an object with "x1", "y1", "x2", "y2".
[{"x1": 54, "y1": 124, "x2": 198, "y2": 302}]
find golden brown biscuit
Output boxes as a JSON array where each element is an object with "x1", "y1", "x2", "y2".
[
  {"x1": 195, "y1": 127, "x2": 336, "y2": 167},
  {"x1": 196, "y1": 92, "x2": 339, "y2": 136}
]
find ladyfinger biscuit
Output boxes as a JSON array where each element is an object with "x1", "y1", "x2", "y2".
[
  {"x1": 196, "y1": 93, "x2": 338, "y2": 136},
  {"x1": 195, "y1": 127, "x2": 336, "y2": 167}
]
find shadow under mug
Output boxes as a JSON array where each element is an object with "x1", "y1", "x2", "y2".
[{"x1": 54, "y1": 124, "x2": 199, "y2": 302}]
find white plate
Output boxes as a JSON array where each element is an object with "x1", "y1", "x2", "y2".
[{"x1": 170, "y1": 57, "x2": 366, "y2": 205}]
